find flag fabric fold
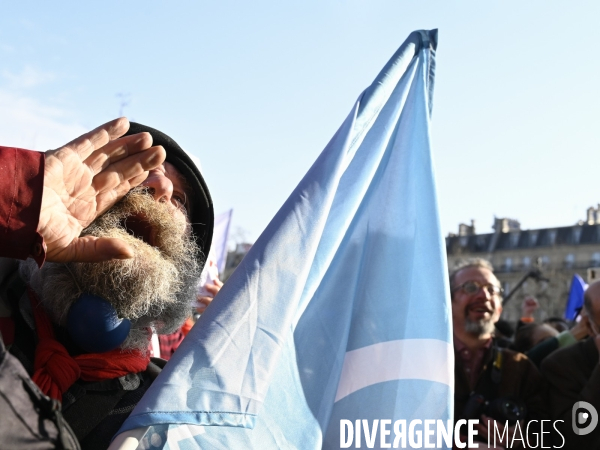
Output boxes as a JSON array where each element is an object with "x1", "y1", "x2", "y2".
[
  {"x1": 112, "y1": 28, "x2": 453, "y2": 450},
  {"x1": 564, "y1": 273, "x2": 588, "y2": 320}
]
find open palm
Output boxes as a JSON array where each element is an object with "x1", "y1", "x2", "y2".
[{"x1": 38, "y1": 118, "x2": 165, "y2": 262}]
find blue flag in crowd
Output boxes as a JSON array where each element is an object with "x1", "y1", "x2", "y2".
[
  {"x1": 564, "y1": 274, "x2": 588, "y2": 321},
  {"x1": 112, "y1": 29, "x2": 453, "y2": 450}
]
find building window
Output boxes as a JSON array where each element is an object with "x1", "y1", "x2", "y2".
[
  {"x1": 523, "y1": 256, "x2": 531, "y2": 268},
  {"x1": 565, "y1": 254, "x2": 575, "y2": 268},
  {"x1": 459, "y1": 236, "x2": 468, "y2": 247},
  {"x1": 572, "y1": 227, "x2": 582, "y2": 244},
  {"x1": 509, "y1": 232, "x2": 520, "y2": 248},
  {"x1": 547, "y1": 230, "x2": 557, "y2": 245},
  {"x1": 592, "y1": 252, "x2": 600, "y2": 267},
  {"x1": 476, "y1": 236, "x2": 487, "y2": 250},
  {"x1": 529, "y1": 231, "x2": 538, "y2": 247},
  {"x1": 504, "y1": 258, "x2": 513, "y2": 272}
]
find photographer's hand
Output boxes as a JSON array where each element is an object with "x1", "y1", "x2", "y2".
[
  {"x1": 475, "y1": 416, "x2": 523, "y2": 449},
  {"x1": 452, "y1": 435, "x2": 505, "y2": 450}
]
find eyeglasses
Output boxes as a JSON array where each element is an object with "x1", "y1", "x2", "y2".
[{"x1": 452, "y1": 280, "x2": 504, "y2": 296}]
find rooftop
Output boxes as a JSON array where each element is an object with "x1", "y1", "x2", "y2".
[{"x1": 446, "y1": 206, "x2": 600, "y2": 255}]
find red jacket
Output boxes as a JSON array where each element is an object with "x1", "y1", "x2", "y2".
[
  {"x1": 0, "y1": 146, "x2": 46, "y2": 265},
  {"x1": 0, "y1": 146, "x2": 155, "y2": 448},
  {"x1": 0, "y1": 146, "x2": 45, "y2": 345}
]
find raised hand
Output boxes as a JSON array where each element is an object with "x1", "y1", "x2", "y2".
[
  {"x1": 521, "y1": 296, "x2": 539, "y2": 319},
  {"x1": 569, "y1": 312, "x2": 590, "y2": 341},
  {"x1": 38, "y1": 118, "x2": 166, "y2": 263},
  {"x1": 196, "y1": 279, "x2": 224, "y2": 315}
]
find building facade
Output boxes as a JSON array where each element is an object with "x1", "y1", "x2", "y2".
[
  {"x1": 222, "y1": 242, "x2": 252, "y2": 281},
  {"x1": 446, "y1": 208, "x2": 600, "y2": 322}
]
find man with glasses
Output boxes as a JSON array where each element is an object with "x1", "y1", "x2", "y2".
[
  {"x1": 542, "y1": 281, "x2": 600, "y2": 449},
  {"x1": 451, "y1": 258, "x2": 546, "y2": 449}
]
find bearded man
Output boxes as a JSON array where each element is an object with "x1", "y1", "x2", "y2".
[
  {"x1": 0, "y1": 119, "x2": 213, "y2": 449},
  {"x1": 450, "y1": 258, "x2": 546, "y2": 449}
]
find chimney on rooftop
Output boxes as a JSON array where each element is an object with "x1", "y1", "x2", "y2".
[
  {"x1": 588, "y1": 207, "x2": 595, "y2": 225},
  {"x1": 585, "y1": 205, "x2": 600, "y2": 225},
  {"x1": 458, "y1": 220, "x2": 476, "y2": 236},
  {"x1": 493, "y1": 217, "x2": 521, "y2": 233}
]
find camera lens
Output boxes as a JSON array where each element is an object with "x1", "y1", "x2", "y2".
[{"x1": 486, "y1": 398, "x2": 526, "y2": 424}]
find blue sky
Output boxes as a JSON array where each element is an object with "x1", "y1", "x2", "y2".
[{"x1": 2, "y1": 1, "x2": 599, "y2": 243}]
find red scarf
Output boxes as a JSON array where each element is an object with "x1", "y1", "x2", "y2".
[{"x1": 29, "y1": 289, "x2": 150, "y2": 401}]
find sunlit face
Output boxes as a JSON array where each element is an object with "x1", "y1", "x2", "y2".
[
  {"x1": 141, "y1": 161, "x2": 193, "y2": 233},
  {"x1": 451, "y1": 266, "x2": 503, "y2": 337},
  {"x1": 38, "y1": 167, "x2": 202, "y2": 349}
]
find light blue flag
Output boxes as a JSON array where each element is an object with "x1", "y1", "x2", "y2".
[{"x1": 111, "y1": 28, "x2": 453, "y2": 450}]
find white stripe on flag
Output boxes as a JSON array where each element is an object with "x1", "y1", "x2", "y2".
[
  {"x1": 335, "y1": 339, "x2": 453, "y2": 402},
  {"x1": 165, "y1": 425, "x2": 206, "y2": 450}
]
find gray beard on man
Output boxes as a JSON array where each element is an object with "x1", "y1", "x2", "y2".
[
  {"x1": 464, "y1": 316, "x2": 496, "y2": 337},
  {"x1": 20, "y1": 188, "x2": 202, "y2": 353}
]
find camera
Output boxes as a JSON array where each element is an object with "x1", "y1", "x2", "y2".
[{"x1": 463, "y1": 394, "x2": 527, "y2": 424}]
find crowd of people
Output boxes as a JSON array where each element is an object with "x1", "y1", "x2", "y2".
[
  {"x1": 1, "y1": 120, "x2": 599, "y2": 450},
  {"x1": 450, "y1": 258, "x2": 600, "y2": 449}
]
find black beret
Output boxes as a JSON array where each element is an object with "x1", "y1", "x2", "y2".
[{"x1": 125, "y1": 122, "x2": 214, "y2": 263}]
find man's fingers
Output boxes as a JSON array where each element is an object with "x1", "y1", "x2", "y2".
[
  {"x1": 93, "y1": 171, "x2": 156, "y2": 217},
  {"x1": 94, "y1": 170, "x2": 150, "y2": 214},
  {"x1": 83, "y1": 132, "x2": 153, "y2": 174},
  {"x1": 195, "y1": 296, "x2": 214, "y2": 315},
  {"x1": 197, "y1": 296, "x2": 213, "y2": 305},
  {"x1": 46, "y1": 236, "x2": 135, "y2": 263},
  {"x1": 473, "y1": 423, "x2": 488, "y2": 435},
  {"x1": 100, "y1": 117, "x2": 131, "y2": 141},
  {"x1": 481, "y1": 415, "x2": 497, "y2": 428},
  {"x1": 92, "y1": 145, "x2": 165, "y2": 194},
  {"x1": 94, "y1": 186, "x2": 129, "y2": 217},
  {"x1": 62, "y1": 118, "x2": 131, "y2": 160},
  {"x1": 88, "y1": 236, "x2": 135, "y2": 261},
  {"x1": 204, "y1": 284, "x2": 221, "y2": 296},
  {"x1": 128, "y1": 171, "x2": 150, "y2": 188}
]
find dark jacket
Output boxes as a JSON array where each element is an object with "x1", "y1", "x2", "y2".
[
  {"x1": 454, "y1": 341, "x2": 548, "y2": 448},
  {"x1": 2, "y1": 267, "x2": 164, "y2": 450},
  {"x1": 541, "y1": 337, "x2": 600, "y2": 450},
  {"x1": 0, "y1": 332, "x2": 80, "y2": 449}
]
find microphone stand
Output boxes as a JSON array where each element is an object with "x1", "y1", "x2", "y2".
[{"x1": 502, "y1": 268, "x2": 549, "y2": 306}]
